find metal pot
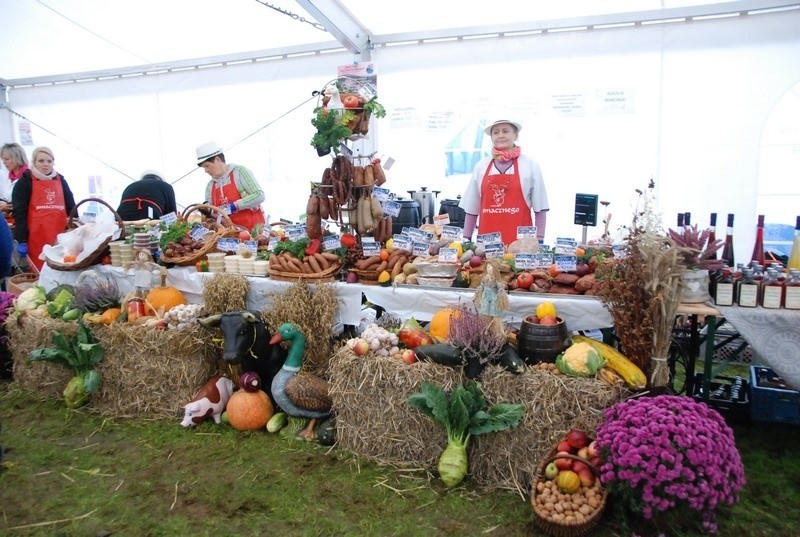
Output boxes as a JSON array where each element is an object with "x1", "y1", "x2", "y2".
[{"x1": 407, "y1": 187, "x2": 440, "y2": 225}]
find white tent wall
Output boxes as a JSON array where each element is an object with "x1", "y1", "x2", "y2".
[{"x1": 3, "y1": 9, "x2": 799, "y2": 262}]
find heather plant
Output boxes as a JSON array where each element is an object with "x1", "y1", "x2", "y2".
[
  {"x1": 447, "y1": 304, "x2": 505, "y2": 366},
  {"x1": 596, "y1": 395, "x2": 745, "y2": 534}
]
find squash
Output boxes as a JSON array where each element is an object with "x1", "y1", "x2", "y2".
[
  {"x1": 556, "y1": 470, "x2": 581, "y2": 494},
  {"x1": 414, "y1": 343, "x2": 464, "y2": 366},
  {"x1": 572, "y1": 335, "x2": 647, "y2": 390},
  {"x1": 226, "y1": 373, "x2": 274, "y2": 431},
  {"x1": 428, "y1": 307, "x2": 458, "y2": 341},
  {"x1": 99, "y1": 307, "x2": 122, "y2": 325},
  {"x1": 378, "y1": 270, "x2": 392, "y2": 286},
  {"x1": 145, "y1": 270, "x2": 186, "y2": 315}
]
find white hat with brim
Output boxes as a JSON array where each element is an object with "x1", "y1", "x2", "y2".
[
  {"x1": 484, "y1": 119, "x2": 522, "y2": 136},
  {"x1": 196, "y1": 141, "x2": 223, "y2": 165},
  {"x1": 140, "y1": 169, "x2": 164, "y2": 181}
]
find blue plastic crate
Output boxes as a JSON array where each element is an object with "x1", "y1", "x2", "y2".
[{"x1": 749, "y1": 366, "x2": 800, "y2": 425}]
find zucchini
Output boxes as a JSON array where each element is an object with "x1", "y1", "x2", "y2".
[
  {"x1": 497, "y1": 343, "x2": 525, "y2": 374},
  {"x1": 415, "y1": 343, "x2": 464, "y2": 366}
]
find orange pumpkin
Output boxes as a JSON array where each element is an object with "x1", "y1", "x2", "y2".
[
  {"x1": 146, "y1": 270, "x2": 186, "y2": 315},
  {"x1": 429, "y1": 307, "x2": 458, "y2": 341},
  {"x1": 225, "y1": 389, "x2": 274, "y2": 431}
]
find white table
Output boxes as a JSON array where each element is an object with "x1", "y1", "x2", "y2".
[{"x1": 39, "y1": 265, "x2": 614, "y2": 332}]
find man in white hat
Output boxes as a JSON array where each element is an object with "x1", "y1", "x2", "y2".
[
  {"x1": 459, "y1": 119, "x2": 549, "y2": 245},
  {"x1": 195, "y1": 141, "x2": 266, "y2": 229},
  {"x1": 116, "y1": 170, "x2": 177, "y2": 221}
]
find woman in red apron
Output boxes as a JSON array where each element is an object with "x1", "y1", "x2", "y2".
[
  {"x1": 196, "y1": 141, "x2": 266, "y2": 230},
  {"x1": 11, "y1": 146, "x2": 76, "y2": 271},
  {"x1": 459, "y1": 119, "x2": 549, "y2": 245}
]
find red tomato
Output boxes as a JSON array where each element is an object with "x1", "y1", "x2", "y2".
[
  {"x1": 343, "y1": 95, "x2": 360, "y2": 109},
  {"x1": 238, "y1": 230, "x2": 252, "y2": 241},
  {"x1": 516, "y1": 271, "x2": 534, "y2": 290},
  {"x1": 340, "y1": 233, "x2": 357, "y2": 249}
]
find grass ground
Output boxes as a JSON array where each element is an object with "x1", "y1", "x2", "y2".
[{"x1": 2, "y1": 375, "x2": 800, "y2": 537}]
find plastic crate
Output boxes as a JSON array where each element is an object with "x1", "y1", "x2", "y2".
[
  {"x1": 693, "y1": 373, "x2": 750, "y2": 422},
  {"x1": 699, "y1": 327, "x2": 753, "y2": 365},
  {"x1": 749, "y1": 366, "x2": 800, "y2": 425}
]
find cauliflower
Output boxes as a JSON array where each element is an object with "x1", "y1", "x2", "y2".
[
  {"x1": 556, "y1": 342, "x2": 606, "y2": 377},
  {"x1": 14, "y1": 285, "x2": 47, "y2": 312}
]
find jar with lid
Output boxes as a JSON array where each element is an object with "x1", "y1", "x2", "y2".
[
  {"x1": 761, "y1": 267, "x2": 783, "y2": 309},
  {"x1": 737, "y1": 268, "x2": 759, "y2": 308},
  {"x1": 714, "y1": 269, "x2": 735, "y2": 306},
  {"x1": 785, "y1": 269, "x2": 800, "y2": 310}
]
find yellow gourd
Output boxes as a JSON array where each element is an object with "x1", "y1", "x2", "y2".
[
  {"x1": 99, "y1": 307, "x2": 121, "y2": 325},
  {"x1": 429, "y1": 307, "x2": 458, "y2": 341},
  {"x1": 448, "y1": 242, "x2": 463, "y2": 259},
  {"x1": 378, "y1": 270, "x2": 392, "y2": 285},
  {"x1": 557, "y1": 470, "x2": 581, "y2": 494},
  {"x1": 572, "y1": 335, "x2": 647, "y2": 390},
  {"x1": 536, "y1": 302, "x2": 557, "y2": 319},
  {"x1": 145, "y1": 270, "x2": 187, "y2": 315}
]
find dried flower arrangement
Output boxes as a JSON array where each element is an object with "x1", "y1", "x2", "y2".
[
  {"x1": 597, "y1": 395, "x2": 746, "y2": 534},
  {"x1": 447, "y1": 304, "x2": 505, "y2": 368},
  {"x1": 595, "y1": 180, "x2": 684, "y2": 384},
  {"x1": 667, "y1": 224, "x2": 725, "y2": 271}
]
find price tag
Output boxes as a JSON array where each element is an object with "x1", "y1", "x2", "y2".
[
  {"x1": 383, "y1": 199, "x2": 401, "y2": 218},
  {"x1": 217, "y1": 238, "x2": 237, "y2": 252},
  {"x1": 373, "y1": 187, "x2": 390, "y2": 201},
  {"x1": 412, "y1": 241, "x2": 430, "y2": 257},
  {"x1": 476, "y1": 232, "x2": 501, "y2": 245},
  {"x1": 392, "y1": 235, "x2": 411, "y2": 252},
  {"x1": 268, "y1": 236, "x2": 280, "y2": 251},
  {"x1": 484, "y1": 242, "x2": 505, "y2": 259},
  {"x1": 287, "y1": 225, "x2": 305, "y2": 241},
  {"x1": 555, "y1": 237, "x2": 578, "y2": 255},
  {"x1": 408, "y1": 227, "x2": 433, "y2": 244},
  {"x1": 517, "y1": 226, "x2": 537, "y2": 240},
  {"x1": 190, "y1": 224, "x2": 214, "y2": 242},
  {"x1": 362, "y1": 241, "x2": 380, "y2": 257},
  {"x1": 440, "y1": 225, "x2": 462, "y2": 242},
  {"x1": 242, "y1": 240, "x2": 258, "y2": 255},
  {"x1": 160, "y1": 212, "x2": 178, "y2": 226},
  {"x1": 514, "y1": 253, "x2": 536, "y2": 270},
  {"x1": 534, "y1": 252, "x2": 554, "y2": 269},
  {"x1": 438, "y1": 248, "x2": 458, "y2": 263},
  {"x1": 433, "y1": 213, "x2": 450, "y2": 227},
  {"x1": 555, "y1": 254, "x2": 577, "y2": 273},
  {"x1": 323, "y1": 235, "x2": 340, "y2": 251}
]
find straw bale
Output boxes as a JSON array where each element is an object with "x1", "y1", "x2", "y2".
[
  {"x1": 92, "y1": 324, "x2": 220, "y2": 418},
  {"x1": 329, "y1": 347, "x2": 624, "y2": 494},
  {"x1": 7, "y1": 316, "x2": 76, "y2": 399}
]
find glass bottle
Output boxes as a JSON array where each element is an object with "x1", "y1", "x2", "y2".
[
  {"x1": 684, "y1": 212, "x2": 691, "y2": 230},
  {"x1": 705, "y1": 213, "x2": 717, "y2": 260},
  {"x1": 676, "y1": 213, "x2": 684, "y2": 229},
  {"x1": 761, "y1": 267, "x2": 783, "y2": 309},
  {"x1": 788, "y1": 216, "x2": 800, "y2": 271},
  {"x1": 737, "y1": 268, "x2": 759, "y2": 308},
  {"x1": 714, "y1": 269, "x2": 735, "y2": 307},
  {"x1": 750, "y1": 214, "x2": 765, "y2": 268},
  {"x1": 784, "y1": 269, "x2": 800, "y2": 310},
  {"x1": 720, "y1": 213, "x2": 735, "y2": 268}
]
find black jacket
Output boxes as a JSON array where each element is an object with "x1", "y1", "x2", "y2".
[
  {"x1": 116, "y1": 177, "x2": 177, "y2": 220},
  {"x1": 11, "y1": 170, "x2": 77, "y2": 244}
]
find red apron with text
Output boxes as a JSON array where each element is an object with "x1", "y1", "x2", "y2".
[
  {"x1": 478, "y1": 159, "x2": 531, "y2": 245},
  {"x1": 210, "y1": 171, "x2": 265, "y2": 229},
  {"x1": 28, "y1": 177, "x2": 68, "y2": 271}
]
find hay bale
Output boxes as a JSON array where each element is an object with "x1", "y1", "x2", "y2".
[
  {"x1": 7, "y1": 316, "x2": 76, "y2": 399},
  {"x1": 329, "y1": 347, "x2": 623, "y2": 494},
  {"x1": 92, "y1": 324, "x2": 220, "y2": 418}
]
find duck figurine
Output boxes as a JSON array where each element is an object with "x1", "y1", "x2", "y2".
[{"x1": 268, "y1": 322, "x2": 333, "y2": 440}]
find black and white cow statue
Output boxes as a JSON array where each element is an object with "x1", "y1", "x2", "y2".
[{"x1": 198, "y1": 311, "x2": 287, "y2": 410}]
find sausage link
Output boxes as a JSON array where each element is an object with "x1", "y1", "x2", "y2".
[{"x1": 313, "y1": 252, "x2": 330, "y2": 270}]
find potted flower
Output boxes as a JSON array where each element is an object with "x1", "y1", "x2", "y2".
[
  {"x1": 596, "y1": 395, "x2": 745, "y2": 535},
  {"x1": 667, "y1": 224, "x2": 725, "y2": 303}
]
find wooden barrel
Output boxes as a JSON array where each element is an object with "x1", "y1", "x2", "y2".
[
  {"x1": 392, "y1": 199, "x2": 421, "y2": 235},
  {"x1": 517, "y1": 317, "x2": 569, "y2": 364}
]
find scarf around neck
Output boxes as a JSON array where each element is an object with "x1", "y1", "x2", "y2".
[
  {"x1": 31, "y1": 167, "x2": 58, "y2": 181},
  {"x1": 492, "y1": 146, "x2": 521, "y2": 162}
]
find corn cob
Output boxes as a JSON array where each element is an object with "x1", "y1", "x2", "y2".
[{"x1": 572, "y1": 335, "x2": 647, "y2": 390}]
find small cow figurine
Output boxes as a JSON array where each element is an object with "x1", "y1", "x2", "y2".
[{"x1": 180, "y1": 373, "x2": 235, "y2": 427}]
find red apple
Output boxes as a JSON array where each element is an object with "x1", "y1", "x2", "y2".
[
  {"x1": 238, "y1": 230, "x2": 252, "y2": 241},
  {"x1": 572, "y1": 461, "x2": 589, "y2": 474},
  {"x1": 349, "y1": 338, "x2": 370, "y2": 357},
  {"x1": 544, "y1": 462, "x2": 559, "y2": 480},
  {"x1": 577, "y1": 447, "x2": 590, "y2": 460},
  {"x1": 577, "y1": 468, "x2": 595, "y2": 487},
  {"x1": 557, "y1": 440, "x2": 574, "y2": 454},
  {"x1": 587, "y1": 440, "x2": 599, "y2": 459},
  {"x1": 554, "y1": 452, "x2": 573, "y2": 471},
  {"x1": 401, "y1": 349, "x2": 418, "y2": 365},
  {"x1": 526, "y1": 315, "x2": 540, "y2": 324},
  {"x1": 539, "y1": 315, "x2": 558, "y2": 325},
  {"x1": 566, "y1": 429, "x2": 589, "y2": 450},
  {"x1": 469, "y1": 255, "x2": 483, "y2": 268},
  {"x1": 590, "y1": 457, "x2": 603, "y2": 469}
]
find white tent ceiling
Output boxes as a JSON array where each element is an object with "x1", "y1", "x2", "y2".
[{"x1": 2, "y1": 0, "x2": 793, "y2": 82}]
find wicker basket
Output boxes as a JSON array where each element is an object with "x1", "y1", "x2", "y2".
[
  {"x1": 45, "y1": 198, "x2": 126, "y2": 271},
  {"x1": 268, "y1": 260, "x2": 342, "y2": 283},
  {"x1": 531, "y1": 450, "x2": 608, "y2": 537},
  {"x1": 159, "y1": 204, "x2": 234, "y2": 266},
  {"x1": 351, "y1": 268, "x2": 380, "y2": 282}
]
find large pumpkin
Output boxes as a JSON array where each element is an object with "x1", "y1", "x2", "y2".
[
  {"x1": 429, "y1": 307, "x2": 458, "y2": 341},
  {"x1": 146, "y1": 270, "x2": 186, "y2": 315}
]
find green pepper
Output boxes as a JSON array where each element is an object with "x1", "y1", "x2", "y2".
[{"x1": 195, "y1": 260, "x2": 209, "y2": 272}]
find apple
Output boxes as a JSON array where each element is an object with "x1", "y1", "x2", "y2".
[
  {"x1": 349, "y1": 338, "x2": 370, "y2": 357},
  {"x1": 554, "y1": 452, "x2": 573, "y2": 471},
  {"x1": 572, "y1": 460, "x2": 589, "y2": 474},
  {"x1": 544, "y1": 462, "x2": 559, "y2": 480},
  {"x1": 577, "y1": 468, "x2": 595, "y2": 487},
  {"x1": 516, "y1": 271, "x2": 534, "y2": 290},
  {"x1": 577, "y1": 447, "x2": 590, "y2": 460},
  {"x1": 469, "y1": 255, "x2": 483, "y2": 268},
  {"x1": 566, "y1": 429, "x2": 589, "y2": 450},
  {"x1": 539, "y1": 315, "x2": 558, "y2": 325},
  {"x1": 590, "y1": 457, "x2": 603, "y2": 469},
  {"x1": 401, "y1": 349, "x2": 418, "y2": 365},
  {"x1": 587, "y1": 440, "x2": 599, "y2": 459},
  {"x1": 238, "y1": 230, "x2": 251, "y2": 241},
  {"x1": 525, "y1": 315, "x2": 540, "y2": 324},
  {"x1": 557, "y1": 440, "x2": 574, "y2": 454}
]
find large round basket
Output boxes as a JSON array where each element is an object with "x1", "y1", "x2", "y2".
[
  {"x1": 268, "y1": 260, "x2": 342, "y2": 283},
  {"x1": 46, "y1": 198, "x2": 126, "y2": 271},
  {"x1": 159, "y1": 204, "x2": 234, "y2": 266},
  {"x1": 530, "y1": 450, "x2": 608, "y2": 537}
]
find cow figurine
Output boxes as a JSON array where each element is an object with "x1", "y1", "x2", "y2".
[
  {"x1": 180, "y1": 373, "x2": 234, "y2": 427},
  {"x1": 198, "y1": 311, "x2": 287, "y2": 411}
]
